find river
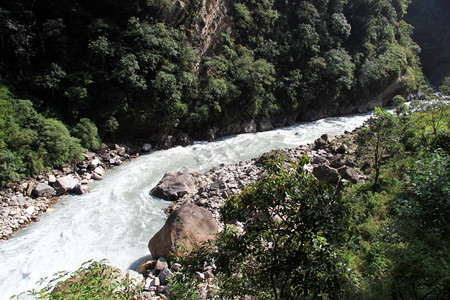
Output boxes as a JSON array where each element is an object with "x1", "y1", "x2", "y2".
[{"x1": 0, "y1": 112, "x2": 371, "y2": 299}]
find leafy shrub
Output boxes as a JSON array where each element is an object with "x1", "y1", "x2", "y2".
[
  {"x1": 41, "y1": 118, "x2": 84, "y2": 168},
  {"x1": 71, "y1": 118, "x2": 102, "y2": 151},
  {"x1": 12, "y1": 260, "x2": 142, "y2": 300}
]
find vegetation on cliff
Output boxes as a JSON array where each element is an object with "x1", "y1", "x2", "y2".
[
  {"x1": 0, "y1": 0, "x2": 426, "y2": 185},
  {"x1": 0, "y1": 0, "x2": 423, "y2": 137}
]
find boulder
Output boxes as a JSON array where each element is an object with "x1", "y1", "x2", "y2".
[
  {"x1": 94, "y1": 166, "x2": 105, "y2": 176},
  {"x1": 158, "y1": 267, "x2": 172, "y2": 285},
  {"x1": 142, "y1": 143, "x2": 152, "y2": 152},
  {"x1": 338, "y1": 166, "x2": 359, "y2": 184},
  {"x1": 312, "y1": 165, "x2": 341, "y2": 184},
  {"x1": 89, "y1": 158, "x2": 101, "y2": 168},
  {"x1": 47, "y1": 174, "x2": 57, "y2": 184},
  {"x1": 155, "y1": 257, "x2": 168, "y2": 272},
  {"x1": 148, "y1": 204, "x2": 218, "y2": 259},
  {"x1": 53, "y1": 175, "x2": 78, "y2": 195},
  {"x1": 10, "y1": 195, "x2": 27, "y2": 207},
  {"x1": 314, "y1": 135, "x2": 329, "y2": 149},
  {"x1": 72, "y1": 184, "x2": 91, "y2": 195},
  {"x1": 150, "y1": 167, "x2": 203, "y2": 201},
  {"x1": 174, "y1": 133, "x2": 194, "y2": 147},
  {"x1": 137, "y1": 259, "x2": 156, "y2": 275},
  {"x1": 257, "y1": 117, "x2": 273, "y2": 132},
  {"x1": 157, "y1": 134, "x2": 174, "y2": 150},
  {"x1": 115, "y1": 144, "x2": 126, "y2": 156},
  {"x1": 92, "y1": 173, "x2": 103, "y2": 181},
  {"x1": 33, "y1": 183, "x2": 56, "y2": 198}
]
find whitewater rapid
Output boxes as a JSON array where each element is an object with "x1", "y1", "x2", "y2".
[{"x1": 0, "y1": 113, "x2": 371, "y2": 299}]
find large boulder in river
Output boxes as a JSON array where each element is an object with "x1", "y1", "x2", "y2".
[
  {"x1": 148, "y1": 204, "x2": 218, "y2": 259},
  {"x1": 150, "y1": 167, "x2": 203, "y2": 201}
]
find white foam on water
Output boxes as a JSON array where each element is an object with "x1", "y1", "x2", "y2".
[{"x1": 0, "y1": 112, "x2": 371, "y2": 299}]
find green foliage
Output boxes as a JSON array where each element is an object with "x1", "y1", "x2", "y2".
[
  {"x1": 356, "y1": 107, "x2": 399, "y2": 188},
  {"x1": 71, "y1": 118, "x2": 102, "y2": 151},
  {"x1": 12, "y1": 260, "x2": 142, "y2": 300},
  {"x1": 440, "y1": 76, "x2": 450, "y2": 96},
  {"x1": 173, "y1": 152, "x2": 351, "y2": 299},
  {"x1": 0, "y1": 0, "x2": 423, "y2": 137},
  {"x1": 0, "y1": 85, "x2": 88, "y2": 186},
  {"x1": 40, "y1": 119, "x2": 84, "y2": 168}
]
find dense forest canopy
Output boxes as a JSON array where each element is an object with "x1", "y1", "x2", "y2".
[{"x1": 0, "y1": 0, "x2": 422, "y2": 137}]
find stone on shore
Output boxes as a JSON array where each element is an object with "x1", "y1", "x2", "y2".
[
  {"x1": 312, "y1": 165, "x2": 341, "y2": 184},
  {"x1": 53, "y1": 175, "x2": 78, "y2": 195},
  {"x1": 33, "y1": 183, "x2": 56, "y2": 198},
  {"x1": 148, "y1": 204, "x2": 218, "y2": 259},
  {"x1": 150, "y1": 167, "x2": 203, "y2": 201}
]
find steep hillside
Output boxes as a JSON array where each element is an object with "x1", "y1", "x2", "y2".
[{"x1": 0, "y1": 0, "x2": 423, "y2": 141}]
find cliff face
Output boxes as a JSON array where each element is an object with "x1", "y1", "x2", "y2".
[{"x1": 190, "y1": 0, "x2": 232, "y2": 59}]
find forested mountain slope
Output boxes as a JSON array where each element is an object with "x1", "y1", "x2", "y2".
[
  {"x1": 406, "y1": 0, "x2": 450, "y2": 85},
  {"x1": 0, "y1": 0, "x2": 423, "y2": 140}
]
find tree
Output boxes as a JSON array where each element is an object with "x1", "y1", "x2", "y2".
[
  {"x1": 440, "y1": 76, "x2": 450, "y2": 96},
  {"x1": 40, "y1": 118, "x2": 84, "y2": 168},
  {"x1": 356, "y1": 107, "x2": 398, "y2": 189},
  {"x1": 214, "y1": 152, "x2": 349, "y2": 299},
  {"x1": 71, "y1": 118, "x2": 102, "y2": 151}
]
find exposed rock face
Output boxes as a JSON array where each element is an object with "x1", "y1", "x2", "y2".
[
  {"x1": 148, "y1": 204, "x2": 218, "y2": 259},
  {"x1": 150, "y1": 167, "x2": 203, "y2": 201}
]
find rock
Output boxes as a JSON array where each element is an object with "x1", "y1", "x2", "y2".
[
  {"x1": 243, "y1": 120, "x2": 257, "y2": 133},
  {"x1": 10, "y1": 195, "x2": 27, "y2": 207},
  {"x1": 26, "y1": 183, "x2": 34, "y2": 196},
  {"x1": 148, "y1": 204, "x2": 218, "y2": 259},
  {"x1": 170, "y1": 263, "x2": 181, "y2": 272},
  {"x1": 72, "y1": 184, "x2": 91, "y2": 195},
  {"x1": 92, "y1": 173, "x2": 103, "y2": 181},
  {"x1": 257, "y1": 117, "x2": 273, "y2": 131},
  {"x1": 137, "y1": 259, "x2": 156, "y2": 274},
  {"x1": 174, "y1": 133, "x2": 194, "y2": 147},
  {"x1": 157, "y1": 134, "x2": 174, "y2": 150},
  {"x1": 314, "y1": 136, "x2": 328, "y2": 149},
  {"x1": 53, "y1": 175, "x2": 78, "y2": 195},
  {"x1": 90, "y1": 158, "x2": 101, "y2": 168},
  {"x1": 94, "y1": 166, "x2": 105, "y2": 176},
  {"x1": 196, "y1": 272, "x2": 205, "y2": 281},
  {"x1": 47, "y1": 174, "x2": 57, "y2": 184},
  {"x1": 338, "y1": 166, "x2": 359, "y2": 184},
  {"x1": 126, "y1": 270, "x2": 143, "y2": 285},
  {"x1": 158, "y1": 267, "x2": 172, "y2": 285},
  {"x1": 33, "y1": 183, "x2": 56, "y2": 198},
  {"x1": 204, "y1": 127, "x2": 218, "y2": 142},
  {"x1": 115, "y1": 144, "x2": 126, "y2": 156},
  {"x1": 142, "y1": 143, "x2": 152, "y2": 152},
  {"x1": 155, "y1": 257, "x2": 168, "y2": 272},
  {"x1": 336, "y1": 144, "x2": 348, "y2": 154},
  {"x1": 312, "y1": 165, "x2": 341, "y2": 184},
  {"x1": 151, "y1": 277, "x2": 160, "y2": 287},
  {"x1": 150, "y1": 167, "x2": 203, "y2": 201},
  {"x1": 25, "y1": 206, "x2": 35, "y2": 215}
]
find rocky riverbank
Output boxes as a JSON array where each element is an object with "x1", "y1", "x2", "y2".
[
  {"x1": 152, "y1": 128, "x2": 367, "y2": 229},
  {"x1": 133, "y1": 128, "x2": 370, "y2": 299},
  {"x1": 0, "y1": 143, "x2": 142, "y2": 240}
]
